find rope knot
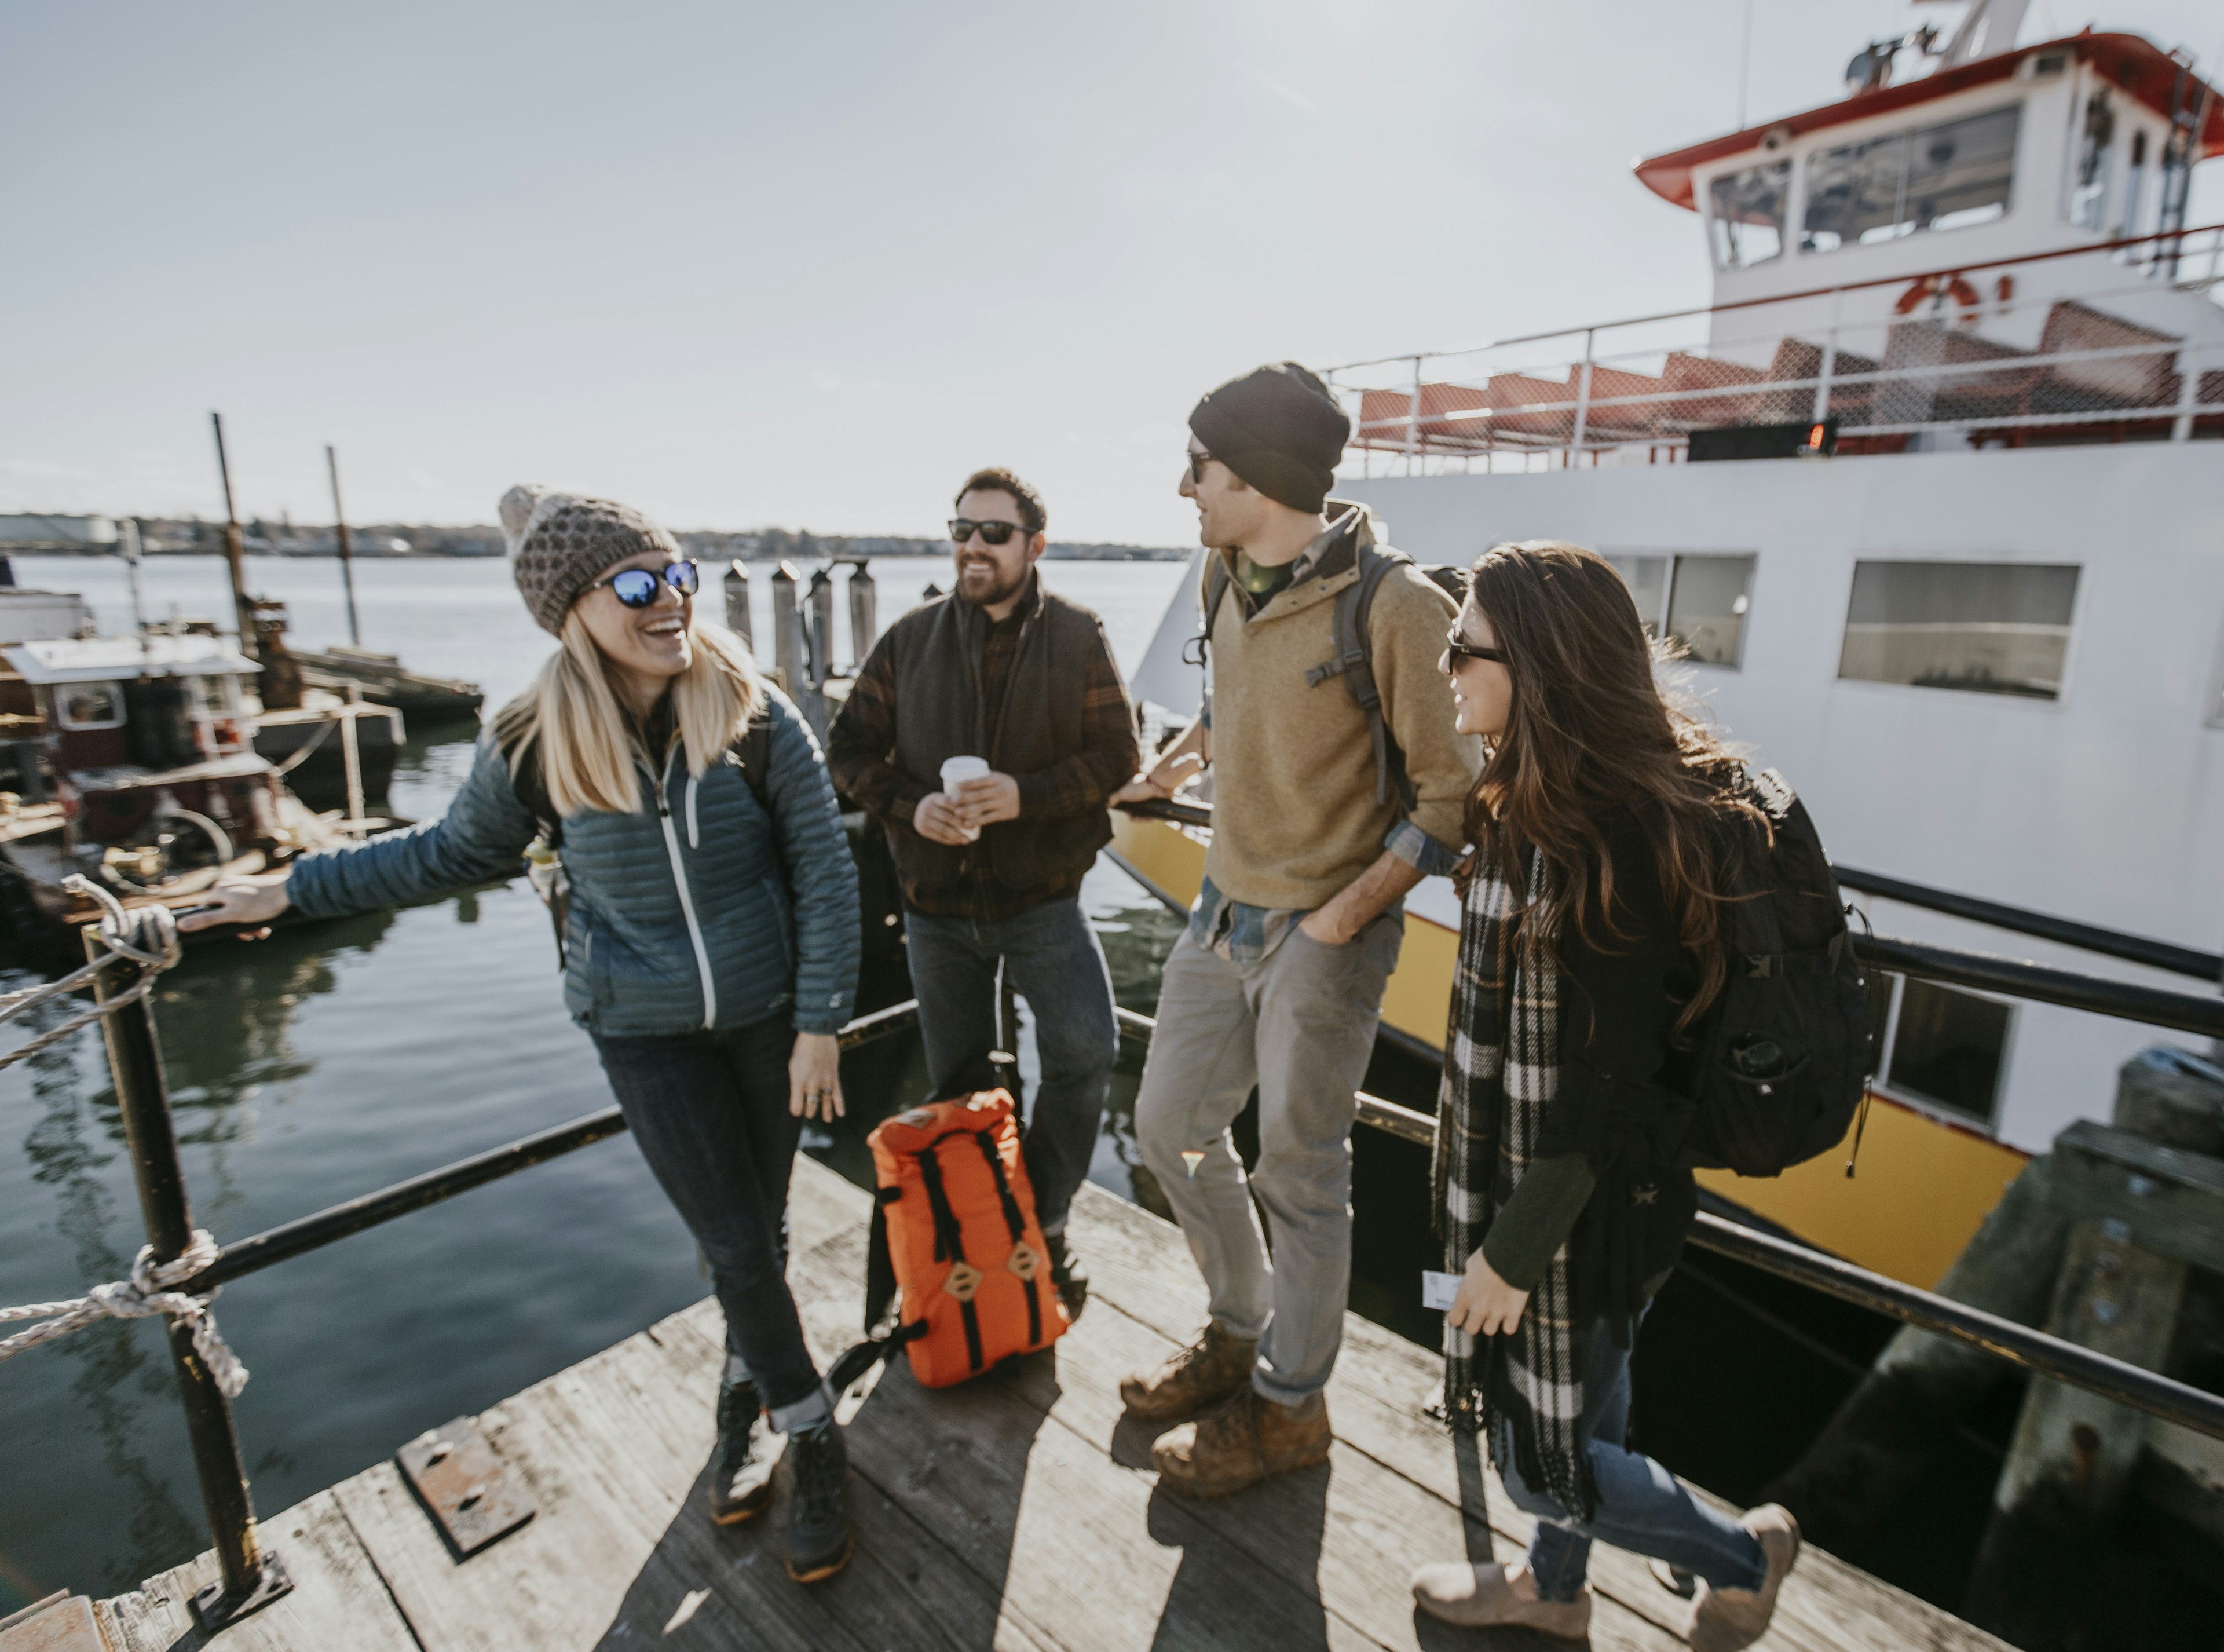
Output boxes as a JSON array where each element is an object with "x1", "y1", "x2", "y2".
[{"x1": 0, "y1": 1228, "x2": 247, "y2": 1396}]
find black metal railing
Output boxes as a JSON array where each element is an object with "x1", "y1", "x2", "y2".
[
  {"x1": 16, "y1": 831, "x2": 2224, "y2": 1627},
  {"x1": 1835, "y1": 865, "x2": 2222, "y2": 983}
]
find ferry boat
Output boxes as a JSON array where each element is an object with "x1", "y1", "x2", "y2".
[{"x1": 1118, "y1": 0, "x2": 2224, "y2": 1292}]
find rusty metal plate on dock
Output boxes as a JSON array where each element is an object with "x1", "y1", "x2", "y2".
[{"x1": 397, "y1": 1415, "x2": 534, "y2": 1556}]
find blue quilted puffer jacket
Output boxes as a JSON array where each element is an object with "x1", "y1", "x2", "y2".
[{"x1": 286, "y1": 690, "x2": 861, "y2": 1036}]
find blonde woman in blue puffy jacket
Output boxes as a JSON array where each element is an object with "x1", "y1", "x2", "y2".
[{"x1": 185, "y1": 487, "x2": 862, "y2": 1584}]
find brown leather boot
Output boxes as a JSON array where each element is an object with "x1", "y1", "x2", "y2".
[
  {"x1": 1151, "y1": 1387, "x2": 1330, "y2": 1497},
  {"x1": 1119, "y1": 1322, "x2": 1258, "y2": 1425}
]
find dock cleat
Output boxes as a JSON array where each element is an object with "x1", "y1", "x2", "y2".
[{"x1": 707, "y1": 1380, "x2": 781, "y2": 1526}]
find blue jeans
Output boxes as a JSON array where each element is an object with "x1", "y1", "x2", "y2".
[
  {"x1": 1497, "y1": 1313, "x2": 1766, "y2": 1602},
  {"x1": 592, "y1": 1015, "x2": 828, "y2": 1431},
  {"x1": 902, "y1": 897, "x2": 1119, "y2": 1237}
]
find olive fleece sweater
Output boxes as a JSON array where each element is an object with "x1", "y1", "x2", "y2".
[{"x1": 1198, "y1": 503, "x2": 1480, "y2": 910}]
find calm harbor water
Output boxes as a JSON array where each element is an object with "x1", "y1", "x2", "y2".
[
  {"x1": 0, "y1": 554, "x2": 1198, "y2": 1608},
  {"x1": 0, "y1": 554, "x2": 2031, "y2": 1628}
]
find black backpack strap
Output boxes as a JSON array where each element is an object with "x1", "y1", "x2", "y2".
[
  {"x1": 826, "y1": 1182, "x2": 927, "y2": 1394},
  {"x1": 734, "y1": 707, "x2": 774, "y2": 813},
  {"x1": 1183, "y1": 556, "x2": 1232, "y2": 675},
  {"x1": 1305, "y1": 547, "x2": 1416, "y2": 810}
]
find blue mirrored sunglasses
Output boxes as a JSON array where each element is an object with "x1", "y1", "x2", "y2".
[{"x1": 591, "y1": 560, "x2": 700, "y2": 607}]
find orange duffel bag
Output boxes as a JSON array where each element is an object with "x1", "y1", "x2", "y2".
[{"x1": 831, "y1": 1091, "x2": 1069, "y2": 1391}]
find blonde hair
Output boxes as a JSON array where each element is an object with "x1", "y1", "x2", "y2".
[{"x1": 495, "y1": 612, "x2": 768, "y2": 818}]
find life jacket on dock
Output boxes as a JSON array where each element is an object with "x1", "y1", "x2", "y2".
[{"x1": 832, "y1": 1091, "x2": 1069, "y2": 1392}]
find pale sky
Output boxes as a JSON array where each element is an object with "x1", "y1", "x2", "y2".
[{"x1": 4, "y1": 1, "x2": 2219, "y2": 544}]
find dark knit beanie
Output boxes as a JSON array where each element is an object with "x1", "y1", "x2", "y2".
[
  {"x1": 1187, "y1": 362, "x2": 1351, "y2": 514},
  {"x1": 500, "y1": 485, "x2": 682, "y2": 635}
]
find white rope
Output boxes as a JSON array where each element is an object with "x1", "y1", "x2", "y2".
[
  {"x1": 0, "y1": 1226, "x2": 248, "y2": 1395},
  {"x1": 0, "y1": 876, "x2": 182, "y2": 1072},
  {"x1": 0, "y1": 879, "x2": 238, "y2": 1389}
]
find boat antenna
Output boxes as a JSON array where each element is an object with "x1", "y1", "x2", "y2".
[
  {"x1": 119, "y1": 515, "x2": 147, "y2": 637},
  {"x1": 1736, "y1": 0, "x2": 1753, "y2": 131},
  {"x1": 209, "y1": 411, "x2": 259, "y2": 660},
  {"x1": 326, "y1": 444, "x2": 362, "y2": 647}
]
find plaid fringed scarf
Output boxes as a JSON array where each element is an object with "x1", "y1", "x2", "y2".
[{"x1": 1431, "y1": 845, "x2": 1596, "y2": 1522}]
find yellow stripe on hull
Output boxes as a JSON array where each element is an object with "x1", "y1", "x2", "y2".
[{"x1": 1106, "y1": 813, "x2": 2026, "y2": 1290}]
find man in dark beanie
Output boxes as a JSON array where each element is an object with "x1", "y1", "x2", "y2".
[
  {"x1": 1112, "y1": 363, "x2": 1481, "y2": 1497},
  {"x1": 1184, "y1": 361, "x2": 1350, "y2": 515}
]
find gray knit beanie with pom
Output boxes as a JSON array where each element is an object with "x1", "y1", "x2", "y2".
[{"x1": 500, "y1": 484, "x2": 682, "y2": 635}]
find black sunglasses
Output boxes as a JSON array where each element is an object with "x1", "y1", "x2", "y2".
[
  {"x1": 1186, "y1": 448, "x2": 1214, "y2": 484},
  {"x1": 1444, "y1": 628, "x2": 1505, "y2": 666},
  {"x1": 949, "y1": 518, "x2": 1031, "y2": 547},
  {"x1": 591, "y1": 560, "x2": 700, "y2": 607}
]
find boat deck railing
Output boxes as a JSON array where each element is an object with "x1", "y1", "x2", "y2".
[
  {"x1": 6, "y1": 827, "x2": 2223, "y2": 1627},
  {"x1": 1325, "y1": 222, "x2": 2224, "y2": 473}
]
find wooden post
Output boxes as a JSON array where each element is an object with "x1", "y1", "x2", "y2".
[
  {"x1": 325, "y1": 445, "x2": 361, "y2": 647},
  {"x1": 209, "y1": 413, "x2": 259, "y2": 660},
  {"x1": 723, "y1": 560, "x2": 752, "y2": 649}
]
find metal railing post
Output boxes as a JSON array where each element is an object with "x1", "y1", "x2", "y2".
[
  {"x1": 1815, "y1": 287, "x2": 1841, "y2": 423},
  {"x1": 87, "y1": 927, "x2": 292, "y2": 1627},
  {"x1": 2171, "y1": 341, "x2": 2201, "y2": 443},
  {"x1": 1403, "y1": 355, "x2": 1423, "y2": 475},
  {"x1": 1569, "y1": 328, "x2": 1596, "y2": 463}
]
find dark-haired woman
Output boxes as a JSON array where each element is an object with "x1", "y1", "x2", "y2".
[{"x1": 1409, "y1": 540, "x2": 1800, "y2": 1650}]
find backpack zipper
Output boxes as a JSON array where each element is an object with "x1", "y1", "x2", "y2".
[{"x1": 646, "y1": 750, "x2": 717, "y2": 1030}]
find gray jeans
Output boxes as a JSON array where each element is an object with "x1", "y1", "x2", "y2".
[{"x1": 1133, "y1": 915, "x2": 1402, "y2": 1404}]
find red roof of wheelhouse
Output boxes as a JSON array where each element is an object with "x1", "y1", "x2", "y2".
[{"x1": 1633, "y1": 32, "x2": 2224, "y2": 212}]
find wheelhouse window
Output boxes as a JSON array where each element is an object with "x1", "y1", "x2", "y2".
[
  {"x1": 1802, "y1": 104, "x2": 2021, "y2": 251},
  {"x1": 1707, "y1": 160, "x2": 1790, "y2": 269},
  {"x1": 56, "y1": 681, "x2": 125, "y2": 729},
  {"x1": 1838, "y1": 560, "x2": 2078, "y2": 699},
  {"x1": 1880, "y1": 974, "x2": 2011, "y2": 1127},
  {"x1": 1608, "y1": 553, "x2": 1755, "y2": 668},
  {"x1": 2069, "y1": 92, "x2": 2115, "y2": 229}
]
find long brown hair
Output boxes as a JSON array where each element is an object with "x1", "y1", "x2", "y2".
[{"x1": 1462, "y1": 539, "x2": 1764, "y2": 1035}]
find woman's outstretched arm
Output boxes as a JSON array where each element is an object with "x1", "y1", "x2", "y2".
[{"x1": 180, "y1": 732, "x2": 542, "y2": 932}]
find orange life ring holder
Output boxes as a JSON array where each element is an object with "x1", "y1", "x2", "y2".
[{"x1": 1894, "y1": 273, "x2": 1982, "y2": 324}]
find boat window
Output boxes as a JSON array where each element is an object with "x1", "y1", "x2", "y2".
[
  {"x1": 2069, "y1": 92, "x2": 2114, "y2": 229},
  {"x1": 1885, "y1": 977, "x2": 2011, "y2": 1126},
  {"x1": 56, "y1": 681, "x2": 125, "y2": 730},
  {"x1": 1604, "y1": 555, "x2": 1670, "y2": 637},
  {"x1": 1838, "y1": 560, "x2": 2079, "y2": 699},
  {"x1": 1707, "y1": 160, "x2": 1790, "y2": 269},
  {"x1": 1665, "y1": 554, "x2": 1755, "y2": 667},
  {"x1": 1802, "y1": 104, "x2": 2021, "y2": 251}
]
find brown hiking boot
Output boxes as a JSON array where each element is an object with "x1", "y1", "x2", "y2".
[
  {"x1": 1119, "y1": 1322, "x2": 1257, "y2": 1425},
  {"x1": 1151, "y1": 1387, "x2": 1330, "y2": 1497},
  {"x1": 1688, "y1": 1503, "x2": 1801, "y2": 1652}
]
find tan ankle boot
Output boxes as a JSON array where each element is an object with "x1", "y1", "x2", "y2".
[
  {"x1": 1410, "y1": 1562, "x2": 1592, "y2": 1640},
  {"x1": 1151, "y1": 1387, "x2": 1330, "y2": 1497},
  {"x1": 1688, "y1": 1503, "x2": 1801, "y2": 1652},
  {"x1": 1119, "y1": 1322, "x2": 1257, "y2": 1425}
]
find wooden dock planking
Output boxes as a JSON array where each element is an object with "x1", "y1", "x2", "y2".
[{"x1": 98, "y1": 1157, "x2": 2010, "y2": 1651}]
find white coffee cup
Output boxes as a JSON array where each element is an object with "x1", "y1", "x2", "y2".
[{"x1": 940, "y1": 755, "x2": 991, "y2": 842}]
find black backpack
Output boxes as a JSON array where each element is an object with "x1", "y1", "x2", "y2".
[
  {"x1": 1199, "y1": 543, "x2": 1467, "y2": 812},
  {"x1": 1682, "y1": 769, "x2": 1878, "y2": 1179}
]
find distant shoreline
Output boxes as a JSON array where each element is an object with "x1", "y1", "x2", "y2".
[{"x1": 2, "y1": 541, "x2": 1193, "y2": 563}]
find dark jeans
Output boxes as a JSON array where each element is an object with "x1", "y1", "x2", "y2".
[
  {"x1": 593, "y1": 1015, "x2": 827, "y2": 1429},
  {"x1": 1495, "y1": 1311, "x2": 1766, "y2": 1600},
  {"x1": 902, "y1": 896, "x2": 1119, "y2": 1236}
]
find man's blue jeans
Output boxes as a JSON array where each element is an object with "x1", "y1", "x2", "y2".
[
  {"x1": 902, "y1": 897, "x2": 1119, "y2": 1236},
  {"x1": 592, "y1": 1015, "x2": 829, "y2": 1431},
  {"x1": 1496, "y1": 1312, "x2": 1767, "y2": 1601}
]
